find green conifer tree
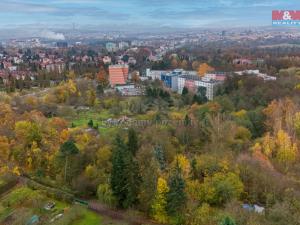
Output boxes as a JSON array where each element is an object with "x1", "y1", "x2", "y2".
[
  {"x1": 127, "y1": 128, "x2": 138, "y2": 155},
  {"x1": 166, "y1": 162, "x2": 186, "y2": 216}
]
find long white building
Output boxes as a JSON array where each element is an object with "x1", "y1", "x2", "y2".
[{"x1": 146, "y1": 69, "x2": 224, "y2": 100}]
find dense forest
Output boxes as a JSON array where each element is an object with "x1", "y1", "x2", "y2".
[{"x1": 0, "y1": 65, "x2": 300, "y2": 224}]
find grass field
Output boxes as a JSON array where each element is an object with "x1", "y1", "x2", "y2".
[
  {"x1": 70, "y1": 109, "x2": 112, "y2": 127},
  {"x1": 65, "y1": 109, "x2": 126, "y2": 138}
]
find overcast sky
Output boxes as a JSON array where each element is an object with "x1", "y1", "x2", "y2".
[{"x1": 0, "y1": 0, "x2": 299, "y2": 30}]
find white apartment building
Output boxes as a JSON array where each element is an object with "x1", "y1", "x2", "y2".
[{"x1": 177, "y1": 75, "x2": 218, "y2": 100}]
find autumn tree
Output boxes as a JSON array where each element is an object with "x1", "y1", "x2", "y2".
[
  {"x1": 276, "y1": 130, "x2": 297, "y2": 167},
  {"x1": 86, "y1": 89, "x2": 96, "y2": 106},
  {"x1": 198, "y1": 63, "x2": 214, "y2": 77},
  {"x1": 199, "y1": 172, "x2": 243, "y2": 206},
  {"x1": 171, "y1": 154, "x2": 190, "y2": 178},
  {"x1": 131, "y1": 71, "x2": 140, "y2": 84},
  {"x1": 152, "y1": 177, "x2": 169, "y2": 223},
  {"x1": 0, "y1": 136, "x2": 10, "y2": 162},
  {"x1": 0, "y1": 103, "x2": 15, "y2": 136},
  {"x1": 263, "y1": 98, "x2": 296, "y2": 135},
  {"x1": 97, "y1": 66, "x2": 108, "y2": 87},
  {"x1": 259, "y1": 129, "x2": 297, "y2": 168},
  {"x1": 66, "y1": 70, "x2": 76, "y2": 79}
]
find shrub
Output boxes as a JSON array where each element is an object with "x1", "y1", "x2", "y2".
[{"x1": 97, "y1": 183, "x2": 117, "y2": 207}]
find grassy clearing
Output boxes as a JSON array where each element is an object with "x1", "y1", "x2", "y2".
[
  {"x1": 66, "y1": 109, "x2": 124, "y2": 137},
  {"x1": 70, "y1": 110, "x2": 113, "y2": 127}
]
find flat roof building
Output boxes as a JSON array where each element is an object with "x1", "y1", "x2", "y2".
[
  {"x1": 178, "y1": 74, "x2": 220, "y2": 100},
  {"x1": 146, "y1": 68, "x2": 224, "y2": 100}
]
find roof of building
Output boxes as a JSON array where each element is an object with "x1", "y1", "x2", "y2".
[{"x1": 179, "y1": 74, "x2": 219, "y2": 84}]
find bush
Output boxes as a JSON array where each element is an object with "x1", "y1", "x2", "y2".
[
  {"x1": 199, "y1": 172, "x2": 244, "y2": 206},
  {"x1": 97, "y1": 183, "x2": 117, "y2": 207}
]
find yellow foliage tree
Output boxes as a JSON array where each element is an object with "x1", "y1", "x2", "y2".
[
  {"x1": 13, "y1": 166, "x2": 21, "y2": 176},
  {"x1": 260, "y1": 130, "x2": 297, "y2": 166},
  {"x1": 60, "y1": 129, "x2": 70, "y2": 144},
  {"x1": 276, "y1": 130, "x2": 297, "y2": 165},
  {"x1": 0, "y1": 103, "x2": 15, "y2": 133},
  {"x1": 66, "y1": 79, "x2": 77, "y2": 94},
  {"x1": 152, "y1": 177, "x2": 169, "y2": 223},
  {"x1": 66, "y1": 70, "x2": 76, "y2": 79},
  {"x1": 232, "y1": 109, "x2": 247, "y2": 119},
  {"x1": 86, "y1": 89, "x2": 96, "y2": 107},
  {"x1": 172, "y1": 154, "x2": 190, "y2": 178},
  {"x1": 0, "y1": 136, "x2": 10, "y2": 161},
  {"x1": 74, "y1": 132, "x2": 91, "y2": 151},
  {"x1": 54, "y1": 86, "x2": 69, "y2": 103},
  {"x1": 96, "y1": 146, "x2": 112, "y2": 170},
  {"x1": 85, "y1": 164, "x2": 98, "y2": 179},
  {"x1": 261, "y1": 132, "x2": 275, "y2": 157}
]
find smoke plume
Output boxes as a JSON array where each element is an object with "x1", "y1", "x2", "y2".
[{"x1": 40, "y1": 30, "x2": 65, "y2": 40}]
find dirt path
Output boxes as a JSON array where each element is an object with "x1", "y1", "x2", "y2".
[{"x1": 88, "y1": 200, "x2": 162, "y2": 225}]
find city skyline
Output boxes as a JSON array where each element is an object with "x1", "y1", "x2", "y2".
[{"x1": 1, "y1": 0, "x2": 299, "y2": 31}]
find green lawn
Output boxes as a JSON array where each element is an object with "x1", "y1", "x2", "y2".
[
  {"x1": 65, "y1": 109, "x2": 124, "y2": 137},
  {"x1": 70, "y1": 110, "x2": 113, "y2": 127}
]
